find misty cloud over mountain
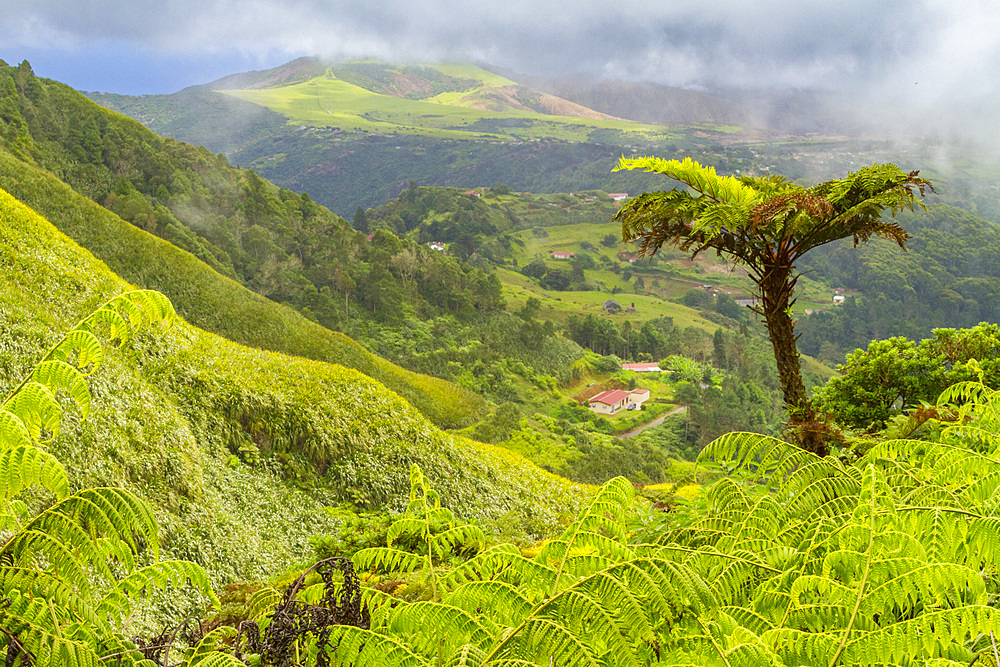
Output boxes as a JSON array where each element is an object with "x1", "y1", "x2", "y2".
[{"x1": 2, "y1": 0, "x2": 998, "y2": 141}]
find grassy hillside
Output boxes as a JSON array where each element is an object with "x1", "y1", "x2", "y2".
[
  {"x1": 0, "y1": 148, "x2": 486, "y2": 428},
  {"x1": 215, "y1": 61, "x2": 678, "y2": 142},
  {"x1": 0, "y1": 186, "x2": 588, "y2": 583}
]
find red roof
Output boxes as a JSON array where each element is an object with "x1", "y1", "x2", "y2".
[
  {"x1": 622, "y1": 363, "x2": 661, "y2": 372},
  {"x1": 551, "y1": 251, "x2": 575, "y2": 258},
  {"x1": 589, "y1": 389, "x2": 632, "y2": 406}
]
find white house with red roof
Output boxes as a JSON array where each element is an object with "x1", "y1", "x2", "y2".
[
  {"x1": 588, "y1": 388, "x2": 650, "y2": 415},
  {"x1": 551, "y1": 251, "x2": 575, "y2": 259},
  {"x1": 622, "y1": 362, "x2": 662, "y2": 373}
]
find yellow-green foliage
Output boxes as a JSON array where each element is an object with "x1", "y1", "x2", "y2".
[
  {"x1": 0, "y1": 148, "x2": 485, "y2": 429},
  {"x1": 240, "y1": 381, "x2": 1000, "y2": 665},
  {"x1": 0, "y1": 187, "x2": 587, "y2": 585}
]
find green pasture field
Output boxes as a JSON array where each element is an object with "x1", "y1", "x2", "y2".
[{"x1": 217, "y1": 65, "x2": 682, "y2": 142}]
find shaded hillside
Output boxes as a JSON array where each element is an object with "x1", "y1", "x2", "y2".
[
  {"x1": 797, "y1": 203, "x2": 1000, "y2": 363},
  {"x1": 87, "y1": 88, "x2": 288, "y2": 154},
  {"x1": 0, "y1": 147, "x2": 486, "y2": 428},
  {"x1": 0, "y1": 185, "x2": 588, "y2": 581}
]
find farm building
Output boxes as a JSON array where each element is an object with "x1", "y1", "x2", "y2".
[{"x1": 588, "y1": 388, "x2": 650, "y2": 415}]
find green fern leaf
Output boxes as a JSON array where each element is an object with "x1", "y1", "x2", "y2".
[
  {"x1": 97, "y1": 560, "x2": 218, "y2": 628},
  {"x1": 353, "y1": 546, "x2": 426, "y2": 575},
  {"x1": 30, "y1": 360, "x2": 92, "y2": 418}
]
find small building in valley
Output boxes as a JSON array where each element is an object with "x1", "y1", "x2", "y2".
[
  {"x1": 551, "y1": 251, "x2": 575, "y2": 260},
  {"x1": 588, "y1": 388, "x2": 650, "y2": 415},
  {"x1": 608, "y1": 193, "x2": 629, "y2": 201},
  {"x1": 602, "y1": 299, "x2": 623, "y2": 314},
  {"x1": 622, "y1": 362, "x2": 661, "y2": 373}
]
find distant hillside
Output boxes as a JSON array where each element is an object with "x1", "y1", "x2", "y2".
[
  {"x1": 0, "y1": 184, "x2": 587, "y2": 581},
  {"x1": 84, "y1": 58, "x2": 761, "y2": 214}
]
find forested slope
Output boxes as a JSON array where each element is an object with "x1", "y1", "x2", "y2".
[
  {"x1": 0, "y1": 186, "x2": 587, "y2": 582},
  {"x1": 797, "y1": 203, "x2": 1000, "y2": 363}
]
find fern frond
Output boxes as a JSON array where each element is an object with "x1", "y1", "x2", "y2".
[
  {"x1": 321, "y1": 625, "x2": 425, "y2": 666},
  {"x1": 30, "y1": 360, "x2": 92, "y2": 418},
  {"x1": 184, "y1": 626, "x2": 238, "y2": 666},
  {"x1": 858, "y1": 562, "x2": 985, "y2": 627},
  {"x1": 613, "y1": 157, "x2": 760, "y2": 208},
  {"x1": 699, "y1": 432, "x2": 818, "y2": 484},
  {"x1": 0, "y1": 443, "x2": 70, "y2": 501},
  {"x1": 387, "y1": 600, "x2": 493, "y2": 655},
  {"x1": 842, "y1": 606, "x2": 1000, "y2": 664},
  {"x1": 2, "y1": 487, "x2": 159, "y2": 590},
  {"x1": 387, "y1": 517, "x2": 427, "y2": 546},
  {"x1": 185, "y1": 654, "x2": 245, "y2": 667},
  {"x1": 761, "y1": 627, "x2": 838, "y2": 666},
  {"x1": 50, "y1": 329, "x2": 104, "y2": 376},
  {"x1": 445, "y1": 581, "x2": 533, "y2": 630},
  {"x1": 440, "y1": 544, "x2": 554, "y2": 596},
  {"x1": 246, "y1": 586, "x2": 282, "y2": 622},
  {"x1": 5, "y1": 382, "x2": 62, "y2": 441},
  {"x1": 0, "y1": 566, "x2": 104, "y2": 632},
  {"x1": 352, "y1": 547, "x2": 426, "y2": 576},
  {"x1": 445, "y1": 644, "x2": 487, "y2": 667},
  {"x1": 97, "y1": 560, "x2": 218, "y2": 628},
  {"x1": 432, "y1": 524, "x2": 486, "y2": 556}
]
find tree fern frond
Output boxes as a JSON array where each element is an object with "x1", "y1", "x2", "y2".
[
  {"x1": 858, "y1": 562, "x2": 985, "y2": 627},
  {"x1": 50, "y1": 329, "x2": 104, "y2": 376},
  {"x1": 387, "y1": 600, "x2": 493, "y2": 654},
  {"x1": 761, "y1": 627, "x2": 838, "y2": 666},
  {"x1": 0, "y1": 566, "x2": 104, "y2": 632},
  {"x1": 0, "y1": 411, "x2": 33, "y2": 451},
  {"x1": 352, "y1": 547, "x2": 425, "y2": 575},
  {"x1": 0, "y1": 443, "x2": 70, "y2": 501},
  {"x1": 699, "y1": 432, "x2": 818, "y2": 484},
  {"x1": 246, "y1": 586, "x2": 282, "y2": 622},
  {"x1": 183, "y1": 626, "x2": 238, "y2": 666},
  {"x1": 444, "y1": 644, "x2": 487, "y2": 667},
  {"x1": 322, "y1": 625, "x2": 425, "y2": 666},
  {"x1": 30, "y1": 360, "x2": 92, "y2": 418},
  {"x1": 842, "y1": 605, "x2": 1000, "y2": 665},
  {"x1": 487, "y1": 616, "x2": 600, "y2": 667},
  {"x1": 97, "y1": 560, "x2": 218, "y2": 628},
  {"x1": 445, "y1": 581, "x2": 533, "y2": 630},
  {"x1": 432, "y1": 524, "x2": 486, "y2": 556},
  {"x1": 5, "y1": 382, "x2": 62, "y2": 442},
  {"x1": 613, "y1": 156, "x2": 761, "y2": 208},
  {"x1": 387, "y1": 518, "x2": 427, "y2": 546},
  {"x1": 185, "y1": 653, "x2": 245, "y2": 667},
  {"x1": 438, "y1": 544, "x2": 525, "y2": 591}
]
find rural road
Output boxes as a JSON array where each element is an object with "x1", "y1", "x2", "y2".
[{"x1": 617, "y1": 405, "x2": 687, "y2": 439}]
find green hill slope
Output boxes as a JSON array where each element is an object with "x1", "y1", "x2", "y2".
[
  {"x1": 0, "y1": 59, "x2": 489, "y2": 428},
  {"x1": 0, "y1": 186, "x2": 587, "y2": 582},
  {"x1": 0, "y1": 148, "x2": 486, "y2": 428}
]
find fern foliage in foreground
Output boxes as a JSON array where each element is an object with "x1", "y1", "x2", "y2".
[
  {"x1": 0, "y1": 290, "x2": 220, "y2": 667},
  {"x1": 242, "y1": 381, "x2": 1000, "y2": 665}
]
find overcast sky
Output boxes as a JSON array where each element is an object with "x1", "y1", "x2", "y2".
[{"x1": 1, "y1": 0, "x2": 998, "y2": 139}]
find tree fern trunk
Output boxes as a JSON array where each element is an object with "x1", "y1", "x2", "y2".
[{"x1": 760, "y1": 265, "x2": 828, "y2": 456}]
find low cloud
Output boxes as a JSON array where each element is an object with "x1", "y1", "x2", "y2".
[{"x1": 1, "y1": 0, "x2": 998, "y2": 142}]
